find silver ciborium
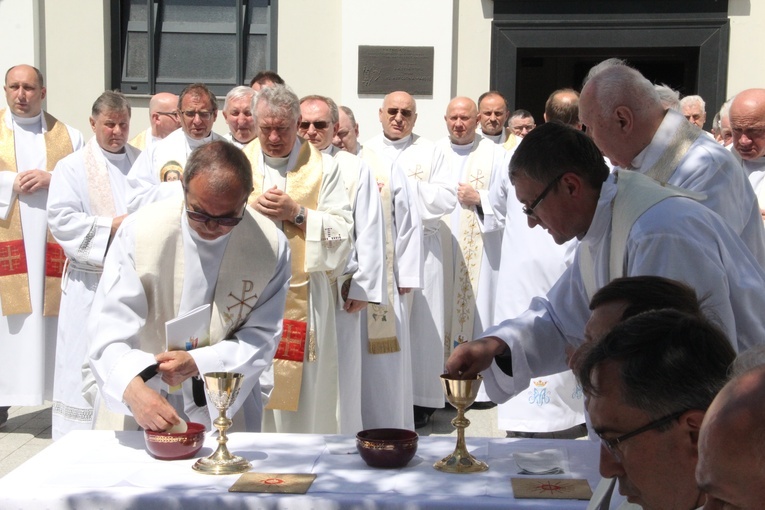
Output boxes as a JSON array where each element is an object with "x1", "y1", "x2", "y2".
[
  {"x1": 433, "y1": 374, "x2": 489, "y2": 473},
  {"x1": 192, "y1": 372, "x2": 252, "y2": 475}
]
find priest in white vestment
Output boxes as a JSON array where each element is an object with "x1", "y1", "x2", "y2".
[
  {"x1": 476, "y1": 91, "x2": 514, "y2": 145},
  {"x1": 446, "y1": 123, "x2": 765, "y2": 411},
  {"x1": 332, "y1": 106, "x2": 362, "y2": 156},
  {"x1": 0, "y1": 64, "x2": 84, "y2": 426},
  {"x1": 222, "y1": 86, "x2": 257, "y2": 149},
  {"x1": 365, "y1": 91, "x2": 456, "y2": 428},
  {"x1": 126, "y1": 83, "x2": 225, "y2": 212},
  {"x1": 247, "y1": 86, "x2": 354, "y2": 434},
  {"x1": 127, "y1": 92, "x2": 180, "y2": 152},
  {"x1": 298, "y1": 95, "x2": 386, "y2": 433},
  {"x1": 47, "y1": 91, "x2": 140, "y2": 440},
  {"x1": 86, "y1": 141, "x2": 290, "y2": 432},
  {"x1": 728, "y1": 88, "x2": 765, "y2": 222},
  {"x1": 437, "y1": 97, "x2": 506, "y2": 405},
  {"x1": 580, "y1": 63, "x2": 765, "y2": 267}
]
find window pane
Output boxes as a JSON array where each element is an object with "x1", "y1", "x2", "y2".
[
  {"x1": 245, "y1": 34, "x2": 268, "y2": 80},
  {"x1": 163, "y1": 0, "x2": 236, "y2": 23},
  {"x1": 248, "y1": 0, "x2": 269, "y2": 24},
  {"x1": 128, "y1": 0, "x2": 148, "y2": 22},
  {"x1": 157, "y1": 33, "x2": 236, "y2": 81},
  {"x1": 125, "y1": 31, "x2": 149, "y2": 80}
]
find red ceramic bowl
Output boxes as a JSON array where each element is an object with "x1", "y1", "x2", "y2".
[
  {"x1": 144, "y1": 422, "x2": 206, "y2": 460},
  {"x1": 356, "y1": 428, "x2": 418, "y2": 468}
]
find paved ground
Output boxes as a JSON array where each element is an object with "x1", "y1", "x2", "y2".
[{"x1": 0, "y1": 403, "x2": 505, "y2": 479}]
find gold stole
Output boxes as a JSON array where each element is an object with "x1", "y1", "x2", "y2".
[
  {"x1": 128, "y1": 129, "x2": 147, "y2": 152},
  {"x1": 447, "y1": 141, "x2": 494, "y2": 355},
  {"x1": 361, "y1": 147, "x2": 399, "y2": 354},
  {"x1": 503, "y1": 132, "x2": 519, "y2": 151},
  {"x1": 0, "y1": 109, "x2": 73, "y2": 316},
  {"x1": 246, "y1": 140, "x2": 323, "y2": 412},
  {"x1": 83, "y1": 137, "x2": 117, "y2": 218},
  {"x1": 643, "y1": 118, "x2": 702, "y2": 184}
]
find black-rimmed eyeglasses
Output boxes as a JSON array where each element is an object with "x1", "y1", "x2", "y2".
[
  {"x1": 522, "y1": 174, "x2": 565, "y2": 217},
  {"x1": 185, "y1": 207, "x2": 246, "y2": 227},
  {"x1": 181, "y1": 110, "x2": 214, "y2": 121},
  {"x1": 598, "y1": 410, "x2": 686, "y2": 458},
  {"x1": 157, "y1": 111, "x2": 178, "y2": 119}
]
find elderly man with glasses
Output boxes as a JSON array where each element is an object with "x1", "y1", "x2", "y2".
[
  {"x1": 445, "y1": 122, "x2": 765, "y2": 426},
  {"x1": 244, "y1": 85, "x2": 354, "y2": 435},
  {"x1": 126, "y1": 83, "x2": 226, "y2": 211},
  {"x1": 365, "y1": 91, "x2": 456, "y2": 429},
  {"x1": 577, "y1": 309, "x2": 735, "y2": 510},
  {"x1": 85, "y1": 141, "x2": 290, "y2": 433}
]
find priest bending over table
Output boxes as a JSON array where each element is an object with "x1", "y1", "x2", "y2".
[{"x1": 84, "y1": 141, "x2": 291, "y2": 433}]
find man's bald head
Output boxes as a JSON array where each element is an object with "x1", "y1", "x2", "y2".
[
  {"x1": 379, "y1": 91, "x2": 417, "y2": 140},
  {"x1": 149, "y1": 92, "x2": 180, "y2": 138},
  {"x1": 729, "y1": 88, "x2": 765, "y2": 161},
  {"x1": 697, "y1": 364, "x2": 765, "y2": 509},
  {"x1": 444, "y1": 96, "x2": 478, "y2": 145},
  {"x1": 579, "y1": 63, "x2": 665, "y2": 167}
]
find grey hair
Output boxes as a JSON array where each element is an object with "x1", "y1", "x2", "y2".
[
  {"x1": 680, "y1": 94, "x2": 706, "y2": 114},
  {"x1": 655, "y1": 84, "x2": 681, "y2": 112},
  {"x1": 719, "y1": 97, "x2": 733, "y2": 121},
  {"x1": 731, "y1": 346, "x2": 765, "y2": 377},
  {"x1": 256, "y1": 85, "x2": 300, "y2": 123},
  {"x1": 581, "y1": 58, "x2": 626, "y2": 88},
  {"x1": 339, "y1": 106, "x2": 357, "y2": 127},
  {"x1": 300, "y1": 95, "x2": 339, "y2": 124},
  {"x1": 224, "y1": 86, "x2": 256, "y2": 112},
  {"x1": 585, "y1": 65, "x2": 662, "y2": 118},
  {"x1": 91, "y1": 90, "x2": 131, "y2": 118}
]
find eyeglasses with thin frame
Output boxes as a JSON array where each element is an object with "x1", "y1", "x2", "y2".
[
  {"x1": 597, "y1": 410, "x2": 686, "y2": 458},
  {"x1": 181, "y1": 110, "x2": 214, "y2": 121},
  {"x1": 522, "y1": 173, "x2": 565, "y2": 217},
  {"x1": 387, "y1": 108, "x2": 413, "y2": 118},
  {"x1": 185, "y1": 203, "x2": 247, "y2": 227},
  {"x1": 157, "y1": 111, "x2": 178, "y2": 119},
  {"x1": 298, "y1": 120, "x2": 330, "y2": 130}
]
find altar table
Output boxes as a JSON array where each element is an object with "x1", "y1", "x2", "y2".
[{"x1": 0, "y1": 431, "x2": 602, "y2": 509}]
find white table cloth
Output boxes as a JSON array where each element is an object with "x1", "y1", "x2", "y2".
[{"x1": 0, "y1": 431, "x2": 601, "y2": 509}]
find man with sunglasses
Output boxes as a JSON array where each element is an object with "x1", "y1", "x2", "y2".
[
  {"x1": 577, "y1": 309, "x2": 735, "y2": 510},
  {"x1": 85, "y1": 141, "x2": 290, "y2": 433},
  {"x1": 246, "y1": 86, "x2": 354, "y2": 435},
  {"x1": 297, "y1": 94, "x2": 386, "y2": 433},
  {"x1": 366, "y1": 91, "x2": 456, "y2": 429},
  {"x1": 128, "y1": 92, "x2": 180, "y2": 152},
  {"x1": 126, "y1": 83, "x2": 225, "y2": 211},
  {"x1": 445, "y1": 122, "x2": 765, "y2": 427}
]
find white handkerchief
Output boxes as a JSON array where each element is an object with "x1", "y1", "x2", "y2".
[
  {"x1": 325, "y1": 435, "x2": 358, "y2": 455},
  {"x1": 513, "y1": 448, "x2": 566, "y2": 475}
]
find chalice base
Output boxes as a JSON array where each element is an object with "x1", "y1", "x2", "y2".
[
  {"x1": 433, "y1": 450, "x2": 489, "y2": 473},
  {"x1": 193, "y1": 445, "x2": 252, "y2": 475}
]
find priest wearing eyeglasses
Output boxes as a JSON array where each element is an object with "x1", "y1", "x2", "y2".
[
  {"x1": 126, "y1": 83, "x2": 226, "y2": 211},
  {"x1": 244, "y1": 85, "x2": 354, "y2": 435},
  {"x1": 365, "y1": 91, "x2": 456, "y2": 429},
  {"x1": 85, "y1": 141, "x2": 290, "y2": 433}
]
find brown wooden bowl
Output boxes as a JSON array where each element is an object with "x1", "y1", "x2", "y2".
[{"x1": 356, "y1": 428, "x2": 418, "y2": 468}]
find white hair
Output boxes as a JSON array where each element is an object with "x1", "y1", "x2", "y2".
[
  {"x1": 586, "y1": 64, "x2": 661, "y2": 117},
  {"x1": 654, "y1": 84, "x2": 681, "y2": 112},
  {"x1": 223, "y1": 85, "x2": 256, "y2": 112},
  {"x1": 680, "y1": 94, "x2": 706, "y2": 114}
]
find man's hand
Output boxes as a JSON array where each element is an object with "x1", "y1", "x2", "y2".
[
  {"x1": 444, "y1": 337, "x2": 508, "y2": 379},
  {"x1": 343, "y1": 298, "x2": 368, "y2": 313},
  {"x1": 760, "y1": 208, "x2": 765, "y2": 222},
  {"x1": 122, "y1": 376, "x2": 183, "y2": 431},
  {"x1": 252, "y1": 185, "x2": 301, "y2": 223},
  {"x1": 109, "y1": 214, "x2": 128, "y2": 248},
  {"x1": 155, "y1": 350, "x2": 198, "y2": 387},
  {"x1": 457, "y1": 182, "x2": 481, "y2": 207},
  {"x1": 13, "y1": 169, "x2": 51, "y2": 194},
  {"x1": 398, "y1": 287, "x2": 412, "y2": 295}
]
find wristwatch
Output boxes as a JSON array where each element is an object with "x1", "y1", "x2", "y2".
[{"x1": 293, "y1": 205, "x2": 306, "y2": 225}]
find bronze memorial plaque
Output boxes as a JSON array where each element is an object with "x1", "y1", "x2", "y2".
[{"x1": 358, "y1": 45, "x2": 434, "y2": 96}]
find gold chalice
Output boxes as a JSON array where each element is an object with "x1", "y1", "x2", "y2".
[
  {"x1": 192, "y1": 372, "x2": 252, "y2": 475},
  {"x1": 433, "y1": 374, "x2": 489, "y2": 473}
]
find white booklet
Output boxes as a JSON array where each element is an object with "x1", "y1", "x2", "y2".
[{"x1": 165, "y1": 303, "x2": 212, "y2": 352}]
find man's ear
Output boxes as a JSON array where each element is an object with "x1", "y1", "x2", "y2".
[
  {"x1": 560, "y1": 172, "x2": 584, "y2": 197},
  {"x1": 680, "y1": 409, "x2": 706, "y2": 447},
  {"x1": 614, "y1": 106, "x2": 634, "y2": 134}
]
